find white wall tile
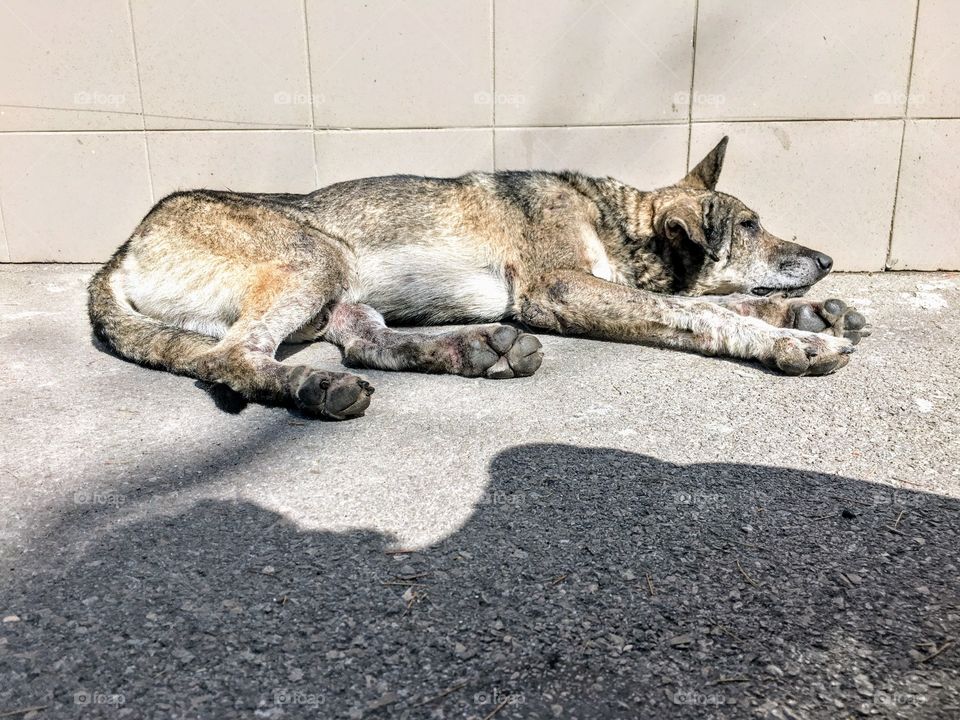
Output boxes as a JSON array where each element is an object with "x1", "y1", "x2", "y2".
[
  {"x1": 0, "y1": 0, "x2": 142, "y2": 131},
  {"x1": 308, "y1": 0, "x2": 492, "y2": 128},
  {"x1": 889, "y1": 120, "x2": 960, "y2": 270},
  {"x1": 495, "y1": 125, "x2": 688, "y2": 189},
  {"x1": 908, "y1": 0, "x2": 960, "y2": 118},
  {"x1": 314, "y1": 130, "x2": 493, "y2": 187},
  {"x1": 0, "y1": 133, "x2": 152, "y2": 262},
  {"x1": 690, "y1": 121, "x2": 903, "y2": 271},
  {"x1": 148, "y1": 130, "x2": 317, "y2": 198},
  {"x1": 693, "y1": 0, "x2": 916, "y2": 120},
  {"x1": 131, "y1": 0, "x2": 311, "y2": 129},
  {"x1": 495, "y1": 0, "x2": 695, "y2": 126},
  {"x1": 0, "y1": 2, "x2": 956, "y2": 269}
]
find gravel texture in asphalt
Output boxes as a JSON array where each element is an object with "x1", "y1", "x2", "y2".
[{"x1": 0, "y1": 266, "x2": 958, "y2": 719}]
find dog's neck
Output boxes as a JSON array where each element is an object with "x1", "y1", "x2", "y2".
[{"x1": 559, "y1": 173, "x2": 688, "y2": 293}]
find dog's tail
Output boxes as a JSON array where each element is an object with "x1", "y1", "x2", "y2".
[{"x1": 87, "y1": 244, "x2": 217, "y2": 375}]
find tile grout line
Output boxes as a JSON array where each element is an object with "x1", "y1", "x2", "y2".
[
  {"x1": 5, "y1": 116, "x2": 957, "y2": 138},
  {"x1": 491, "y1": 0, "x2": 497, "y2": 171},
  {"x1": 4, "y1": 117, "x2": 955, "y2": 137},
  {"x1": 886, "y1": 124, "x2": 909, "y2": 270},
  {"x1": 126, "y1": 0, "x2": 155, "y2": 203},
  {"x1": 686, "y1": 0, "x2": 700, "y2": 171},
  {"x1": 0, "y1": 197, "x2": 10, "y2": 262},
  {"x1": 301, "y1": 0, "x2": 320, "y2": 189},
  {"x1": 885, "y1": 0, "x2": 922, "y2": 270}
]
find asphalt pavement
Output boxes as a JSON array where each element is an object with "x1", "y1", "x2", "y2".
[{"x1": 0, "y1": 265, "x2": 958, "y2": 719}]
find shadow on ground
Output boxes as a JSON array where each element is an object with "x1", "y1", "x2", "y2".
[{"x1": 1, "y1": 445, "x2": 957, "y2": 719}]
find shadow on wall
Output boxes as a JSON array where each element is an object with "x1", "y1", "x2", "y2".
[{"x1": 1, "y1": 445, "x2": 957, "y2": 718}]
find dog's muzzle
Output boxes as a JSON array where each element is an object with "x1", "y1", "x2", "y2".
[{"x1": 750, "y1": 250, "x2": 834, "y2": 297}]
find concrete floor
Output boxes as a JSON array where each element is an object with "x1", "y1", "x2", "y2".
[{"x1": 0, "y1": 265, "x2": 958, "y2": 719}]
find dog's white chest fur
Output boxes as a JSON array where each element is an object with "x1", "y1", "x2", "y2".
[{"x1": 580, "y1": 225, "x2": 615, "y2": 281}]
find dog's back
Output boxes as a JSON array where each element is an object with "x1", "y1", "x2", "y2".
[{"x1": 91, "y1": 171, "x2": 605, "y2": 336}]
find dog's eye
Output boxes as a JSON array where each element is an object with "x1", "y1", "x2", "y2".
[{"x1": 739, "y1": 219, "x2": 759, "y2": 232}]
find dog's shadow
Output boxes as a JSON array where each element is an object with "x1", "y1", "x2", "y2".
[{"x1": 2, "y1": 443, "x2": 956, "y2": 717}]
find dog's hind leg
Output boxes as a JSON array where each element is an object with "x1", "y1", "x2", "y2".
[
  {"x1": 323, "y1": 303, "x2": 543, "y2": 379},
  {"x1": 193, "y1": 266, "x2": 374, "y2": 419},
  {"x1": 92, "y1": 253, "x2": 372, "y2": 420}
]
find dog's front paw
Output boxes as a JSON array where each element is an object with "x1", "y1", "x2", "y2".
[
  {"x1": 762, "y1": 331, "x2": 855, "y2": 376},
  {"x1": 790, "y1": 298, "x2": 870, "y2": 345}
]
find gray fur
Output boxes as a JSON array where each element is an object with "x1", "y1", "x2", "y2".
[{"x1": 88, "y1": 137, "x2": 869, "y2": 419}]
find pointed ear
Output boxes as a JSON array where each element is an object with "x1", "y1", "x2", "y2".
[
  {"x1": 654, "y1": 201, "x2": 719, "y2": 262},
  {"x1": 678, "y1": 136, "x2": 728, "y2": 190}
]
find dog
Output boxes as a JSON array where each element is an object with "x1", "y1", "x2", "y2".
[{"x1": 88, "y1": 137, "x2": 869, "y2": 419}]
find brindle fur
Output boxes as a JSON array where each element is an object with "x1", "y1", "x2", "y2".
[{"x1": 88, "y1": 137, "x2": 869, "y2": 419}]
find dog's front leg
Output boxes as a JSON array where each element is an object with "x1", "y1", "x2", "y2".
[
  {"x1": 518, "y1": 272, "x2": 855, "y2": 375},
  {"x1": 703, "y1": 294, "x2": 871, "y2": 346}
]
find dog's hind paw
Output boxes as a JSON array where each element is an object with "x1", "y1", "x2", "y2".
[
  {"x1": 790, "y1": 298, "x2": 870, "y2": 345},
  {"x1": 460, "y1": 325, "x2": 544, "y2": 379},
  {"x1": 763, "y1": 331, "x2": 855, "y2": 376},
  {"x1": 293, "y1": 369, "x2": 374, "y2": 419}
]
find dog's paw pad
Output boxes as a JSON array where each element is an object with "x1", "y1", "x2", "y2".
[
  {"x1": 485, "y1": 356, "x2": 514, "y2": 379},
  {"x1": 460, "y1": 325, "x2": 544, "y2": 379},
  {"x1": 488, "y1": 325, "x2": 519, "y2": 355},
  {"x1": 506, "y1": 333, "x2": 543, "y2": 377},
  {"x1": 794, "y1": 305, "x2": 828, "y2": 332},
  {"x1": 295, "y1": 371, "x2": 373, "y2": 420},
  {"x1": 844, "y1": 311, "x2": 867, "y2": 331},
  {"x1": 791, "y1": 298, "x2": 871, "y2": 345}
]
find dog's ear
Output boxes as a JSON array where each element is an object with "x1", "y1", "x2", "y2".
[
  {"x1": 677, "y1": 136, "x2": 728, "y2": 190},
  {"x1": 654, "y1": 201, "x2": 719, "y2": 262},
  {"x1": 655, "y1": 196, "x2": 733, "y2": 262}
]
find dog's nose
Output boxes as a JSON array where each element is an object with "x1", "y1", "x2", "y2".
[{"x1": 813, "y1": 251, "x2": 833, "y2": 272}]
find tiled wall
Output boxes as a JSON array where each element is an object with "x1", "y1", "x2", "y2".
[{"x1": 0, "y1": 0, "x2": 956, "y2": 269}]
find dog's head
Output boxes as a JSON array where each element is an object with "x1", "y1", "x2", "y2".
[{"x1": 649, "y1": 137, "x2": 833, "y2": 297}]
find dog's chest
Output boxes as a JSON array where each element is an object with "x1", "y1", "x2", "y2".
[{"x1": 579, "y1": 225, "x2": 632, "y2": 284}]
